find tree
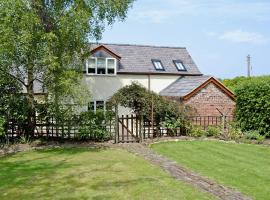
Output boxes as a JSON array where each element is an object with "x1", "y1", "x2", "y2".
[{"x1": 0, "y1": 0, "x2": 134, "y2": 134}]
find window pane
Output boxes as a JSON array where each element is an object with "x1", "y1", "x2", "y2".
[
  {"x1": 107, "y1": 59, "x2": 116, "y2": 74},
  {"x1": 88, "y1": 102, "x2": 95, "y2": 111},
  {"x1": 175, "y1": 61, "x2": 186, "y2": 71},
  {"x1": 153, "y1": 61, "x2": 164, "y2": 70},
  {"x1": 107, "y1": 59, "x2": 115, "y2": 69},
  {"x1": 96, "y1": 101, "x2": 105, "y2": 111},
  {"x1": 88, "y1": 58, "x2": 96, "y2": 74},
  {"x1": 97, "y1": 58, "x2": 106, "y2": 74}
]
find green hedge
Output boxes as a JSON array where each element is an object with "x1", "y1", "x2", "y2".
[{"x1": 235, "y1": 78, "x2": 270, "y2": 136}]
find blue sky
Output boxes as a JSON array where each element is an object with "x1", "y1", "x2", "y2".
[{"x1": 100, "y1": 0, "x2": 270, "y2": 78}]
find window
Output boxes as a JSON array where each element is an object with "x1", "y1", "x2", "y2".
[
  {"x1": 86, "y1": 57, "x2": 116, "y2": 75},
  {"x1": 107, "y1": 58, "x2": 116, "y2": 74},
  {"x1": 152, "y1": 59, "x2": 164, "y2": 71},
  {"x1": 88, "y1": 58, "x2": 96, "y2": 74},
  {"x1": 173, "y1": 60, "x2": 187, "y2": 71},
  {"x1": 88, "y1": 100, "x2": 106, "y2": 112},
  {"x1": 97, "y1": 58, "x2": 106, "y2": 74}
]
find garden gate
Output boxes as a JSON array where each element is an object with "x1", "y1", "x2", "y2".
[{"x1": 115, "y1": 115, "x2": 141, "y2": 143}]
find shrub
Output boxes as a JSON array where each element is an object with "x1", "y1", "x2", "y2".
[
  {"x1": 0, "y1": 117, "x2": 7, "y2": 145},
  {"x1": 78, "y1": 110, "x2": 110, "y2": 141},
  {"x1": 162, "y1": 116, "x2": 189, "y2": 136},
  {"x1": 226, "y1": 122, "x2": 243, "y2": 140},
  {"x1": 206, "y1": 126, "x2": 221, "y2": 137},
  {"x1": 110, "y1": 82, "x2": 187, "y2": 123},
  {"x1": 189, "y1": 125, "x2": 206, "y2": 137},
  {"x1": 234, "y1": 76, "x2": 270, "y2": 136},
  {"x1": 244, "y1": 130, "x2": 265, "y2": 143},
  {"x1": 0, "y1": 117, "x2": 5, "y2": 136}
]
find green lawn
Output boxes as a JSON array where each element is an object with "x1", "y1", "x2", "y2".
[
  {"x1": 0, "y1": 147, "x2": 213, "y2": 200},
  {"x1": 151, "y1": 140, "x2": 270, "y2": 200}
]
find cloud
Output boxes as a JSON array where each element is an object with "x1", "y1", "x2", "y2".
[
  {"x1": 131, "y1": 0, "x2": 270, "y2": 23},
  {"x1": 218, "y1": 30, "x2": 268, "y2": 45}
]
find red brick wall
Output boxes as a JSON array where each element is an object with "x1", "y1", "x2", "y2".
[{"x1": 183, "y1": 83, "x2": 235, "y2": 116}]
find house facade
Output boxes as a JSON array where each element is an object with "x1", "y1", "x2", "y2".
[{"x1": 83, "y1": 43, "x2": 235, "y2": 116}]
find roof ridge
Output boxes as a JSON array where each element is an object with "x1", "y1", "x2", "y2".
[{"x1": 90, "y1": 42, "x2": 186, "y2": 49}]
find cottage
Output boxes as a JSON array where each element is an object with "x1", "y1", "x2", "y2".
[{"x1": 83, "y1": 43, "x2": 235, "y2": 116}]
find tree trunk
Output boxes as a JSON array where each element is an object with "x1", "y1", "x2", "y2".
[{"x1": 26, "y1": 65, "x2": 36, "y2": 137}]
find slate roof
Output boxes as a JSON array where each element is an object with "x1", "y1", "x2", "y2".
[
  {"x1": 90, "y1": 43, "x2": 202, "y2": 75},
  {"x1": 159, "y1": 75, "x2": 212, "y2": 97}
]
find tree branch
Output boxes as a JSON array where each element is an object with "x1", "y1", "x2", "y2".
[{"x1": 0, "y1": 68, "x2": 27, "y2": 87}]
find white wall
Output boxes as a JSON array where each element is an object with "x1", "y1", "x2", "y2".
[
  {"x1": 83, "y1": 74, "x2": 179, "y2": 101},
  {"x1": 82, "y1": 74, "x2": 180, "y2": 115}
]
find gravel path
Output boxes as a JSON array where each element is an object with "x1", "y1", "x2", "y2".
[{"x1": 117, "y1": 143, "x2": 252, "y2": 200}]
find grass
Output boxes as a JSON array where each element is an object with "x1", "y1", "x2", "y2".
[
  {"x1": 151, "y1": 140, "x2": 270, "y2": 200},
  {"x1": 0, "y1": 147, "x2": 213, "y2": 200}
]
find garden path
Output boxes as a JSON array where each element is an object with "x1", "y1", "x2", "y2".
[{"x1": 117, "y1": 143, "x2": 252, "y2": 200}]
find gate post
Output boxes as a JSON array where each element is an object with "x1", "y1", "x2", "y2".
[{"x1": 114, "y1": 104, "x2": 119, "y2": 144}]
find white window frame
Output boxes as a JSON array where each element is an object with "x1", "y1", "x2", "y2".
[
  {"x1": 86, "y1": 57, "x2": 117, "y2": 75},
  {"x1": 88, "y1": 100, "x2": 106, "y2": 113}
]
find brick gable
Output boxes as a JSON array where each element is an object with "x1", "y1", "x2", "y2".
[{"x1": 184, "y1": 82, "x2": 235, "y2": 116}]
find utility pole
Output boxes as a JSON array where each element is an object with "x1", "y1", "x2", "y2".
[{"x1": 247, "y1": 54, "x2": 251, "y2": 77}]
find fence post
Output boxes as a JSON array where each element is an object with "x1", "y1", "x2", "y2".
[
  {"x1": 222, "y1": 115, "x2": 225, "y2": 137},
  {"x1": 139, "y1": 115, "x2": 143, "y2": 143},
  {"x1": 114, "y1": 104, "x2": 119, "y2": 144}
]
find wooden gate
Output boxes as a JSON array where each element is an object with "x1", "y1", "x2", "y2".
[{"x1": 115, "y1": 115, "x2": 141, "y2": 143}]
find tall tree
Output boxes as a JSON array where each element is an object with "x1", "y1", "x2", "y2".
[{"x1": 0, "y1": 0, "x2": 134, "y2": 134}]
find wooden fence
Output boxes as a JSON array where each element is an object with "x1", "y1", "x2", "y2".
[
  {"x1": 3, "y1": 115, "x2": 233, "y2": 143},
  {"x1": 5, "y1": 116, "x2": 115, "y2": 141},
  {"x1": 115, "y1": 115, "x2": 234, "y2": 143}
]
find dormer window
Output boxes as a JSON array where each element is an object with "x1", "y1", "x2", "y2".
[
  {"x1": 173, "y1": 60, "x2": 187, "y2": 71},
  {"x1": 87, "y1": 57, "x2": 117, "y2": 75},
  {"x1": 152, "y1": 59, "x2": 164, "y2": 71}
]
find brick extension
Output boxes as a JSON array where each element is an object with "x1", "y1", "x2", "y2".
[{"x1": 184, "y1": 82, "x2": 236, "y2": 116}]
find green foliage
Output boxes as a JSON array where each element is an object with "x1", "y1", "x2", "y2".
[
  {"x1": 223, "y1": 76, "x2": 270, "y2": 92},
  {"x1": 206, "y1": 126, "x2": 221, "y2": 137},
  {"x1": 110, "y1": 82, "x2": 186, "y2": 121},
  {"x1": 189, "y1": 126, "x2": 206, "y2": 137},
  {"x1": 17, "y1": 135, "x2": 31, "y2": 144},
  {"x1": 0, "y1": 117, "x2": 5, "y2": 136},
  {"x1": 227, "y1": 123, "x2": 242, "y2": 140},
  {"x1": 244, "y1": 130, "x2": 265, "y2": 143},
  {"x1": 78, "y1": 110, "x2": 110, "y2": 141},
  {"x1": 162, "y1": 117, "x2": 184, "y2": 136},
  {"x1": 0, "y1": 0, "x2": 134, "y2": 134},
  {"x1": 235, "y1": 77, "x2": 270, "y2": 136}
]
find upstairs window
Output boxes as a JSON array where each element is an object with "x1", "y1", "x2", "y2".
[
  {"x1": 87, "y1": 57, "x2": 116, "y2": 75},
  {"x1": 107, "y1": 58, "x2": 116, "y2": 74},
  {"x1": 173, "y1": 60, "x2": 187, "y2": 71},
  {"x1": 88, "y1": 58, "x2": 96, "y2": 74},
  {"x1": 152, "y1": 59, "x2": 164, "y2": 71},
  {"x1": 97, "y1": 58, "x2": 106, "y2": 74}
]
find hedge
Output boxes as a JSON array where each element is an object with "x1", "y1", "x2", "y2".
[{"x1": 235, "y1": 78, "x2": 270, "y2": 136}]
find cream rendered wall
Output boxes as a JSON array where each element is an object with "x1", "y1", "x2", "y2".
[
  {"x1": 83, "y1": 74, "x2": 179, "y2": 101},
  {"x1": 83, "y1": 74, "x2": 180, "y2": 114}
]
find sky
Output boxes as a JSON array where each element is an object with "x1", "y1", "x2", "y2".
[{"x1": 99, "y1": 0, "x2": 270, "y2": 78}]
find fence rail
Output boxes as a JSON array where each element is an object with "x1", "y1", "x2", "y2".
[
  {"x1": 3, "y1": 115, "x2": 233, "y2": 143},
  {"x1": 5, "y1": 117, "x2": 115, "y2": 141}
]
